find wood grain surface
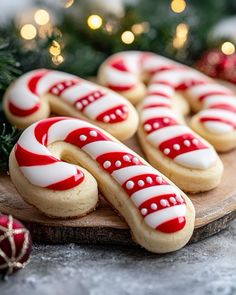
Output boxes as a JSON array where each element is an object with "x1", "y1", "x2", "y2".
[{"x1": 0, "y1": 135, "x2": 235, "y2": 246}]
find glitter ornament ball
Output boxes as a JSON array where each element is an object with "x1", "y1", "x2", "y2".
[{"x1": 0, "y1": 214, "x2": 32, "y2": 275}]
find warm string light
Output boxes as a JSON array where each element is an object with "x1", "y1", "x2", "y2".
[
  {"x1": 131, "y1": 22, "x2": 150, "y2": 35},
  {"x1": 221, "y1": 42, "x2": 235, "y2": 55},
  {"x1": 20, "y1": 24, "x2": 37, "y2": 40},
  {"x1": 171, "y1": 0, "x2": 186, "y2": 13},
  {"x1": 121, "y1": 31, "x2": 135, "y2": 44},
  {"x1": 173, "y1": 23, "x2": 189, "y2": 49},
  {"x1": 49, "y1": 40, "x2": 64, "y2": 65},
  {"x1": 34, "y1": 9, "x2": 50, "y2": 25},
  {"x1": 87, "y1": 15, "x2": 103, "y2": 30}
]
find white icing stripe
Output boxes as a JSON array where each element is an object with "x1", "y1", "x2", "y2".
[
  {"x1": 148, "y1": 83, "x2": 174, "y2": 97},
  {"x1": 82, "y1": 141, "x2": 129, "y2": 159},
  {"x1": 112, "y1": 165, "x2": 157, "y2": 184},
  {"x1": 59, "y1": 83, "x2": 95, "y2": 104},
  {"x1": 123, "y1": 52, "x2": 141, "y2": 73},
  {"x1": 151, "y1": 69, "x2": 203, "y2": 86},
  {"x1": 47, "y1": 119, "x2": 92, "y2": 144},
  {"x1": 103, "y1": 66, "x2": 138, "y2": 87},
  {"x1": 84, "y1": 93, "x2": 124, "y2": 118},
  {"x1": 203, "y1": 121, "x2": 234, "y2": 134},
  {"x1": 142, "y1": 55, "x2": 177, "y2": 72},
  {"x1": 131, "y1": 185, "x2": 181, "y2": 207},
  {"x1": 20, "y1": 162, "x2": 78, "y2": 187},
  {"x1": 203, "y1": 95, "x2": 236, "y2": 109},
  {"x1": 186, "y1": 83, "x2": 233, "y2": 100},
  {"x1": 147, "y1": 125, "x2": 190, "y2": 146},
  {"x1": 199, "y1": 109, "x2": 236, "y2": 124},
  {"x1": 174, "y1": 148, "x2": 216, "y2": 169},
  {"x1": 141, "y1": 108, "x2": 175, "y2": 122},
  {"x1": 142, "y1": 95, "x2": 171, "y2": 108},
  {"x1": 144, "y1": 204, "x2": 186, "y2": 228},
  {"x1": 18, "y1": 124, "x2": 50, "y2": 155},
  {"x1": 36, "y1": 72, "x2": 76, "y2": 94}
]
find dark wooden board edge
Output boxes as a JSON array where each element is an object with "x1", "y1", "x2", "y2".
[{"x1": 23, "y1": 211, "x2": 236, "y2": 247}]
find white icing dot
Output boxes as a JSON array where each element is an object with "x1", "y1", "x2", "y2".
[
  {"x1": 192, "y1": 139, "x2": 199, "y2": 146},
  {"x1": 144, "y1": 124, "x2": 152, "y2": 131},
  {"x1": 126, "y1": 181, "x2": 134, "y2": 190},
  {"x1": 57, "y1": 84, "x2": 64, "y2": 90},
  {"x1": 110, "y1": 114, "x2": 116, "y2": 120},
  {"x1": 173, "y1": 144, "x2": 180, "y2": 150},
  {"x1": 76, "y1": 102, "x2": 83, "y2": 110},
  {"x1": 169, "y1": 197, "x2": 177, "y2": 204},
  {"x1": 138, "y1": 180, "x2": 145, "y2": 187},
  {"x1": 160, "y1": 199, "x2": 168, "y2": 207},
  {"x1": 88, "y1": 96, "x2": 94, "y2": 102},
  {"x1": 89, "y1": 130, "x2": 97, "y2": 137},
  {"x1": 132, "y1": 157, "x2": 139, "y2": 164},
  {"x1": 52, "y1": 88, "x2": 59, "y2": 94},
  {"x1": 103, "y1": 116, "x2": 110, "y2": 123},
  {"x1": 176, "y1": 195, "x2": 184, "y2": 203},
  {"x1": 103, "y1": 161, "x2": 111, "y2": 169},
  {"x1": 141, "y1": 208, "x2": 148, "y2": 216},
  {"x1": 123, "y1": 155, "x2": 130, "y2": 162},
  {"x1": 115, "y1": 109, "x2": 122, "y2": 116},
  {"x1": 153, "y1": 122, "x2": 160, "y2": 129},
  {"x1": 183, "y1": 140, "x2": 191, "y2": 147},
  {"x1": 150, "y1": 203, "x2": 158, "y2": 210},
  {"x1": 163, "y1": 148, "x2": 170, "y2": 155},
  {"x1": 156, "y1": 176, "x2": 162, "y2": 184},
  {"x1": 79, "y1": 135, "x2": 87, "y2": 141},
  {"x1": 163, "y1": 118, "x2": 170, "y2": 124},
  {"x1": 82, "y1": 100, "x2": 88, "y2": 106},
  {"x1": 146, "y1": 176, "x2": 153, "y2": 184},
  {"x1": 94, "y1": 92, "x2": 100, "y2": 98},
  {"x1": 115, "y1": 160, "x2": 122, "y2": 167}
]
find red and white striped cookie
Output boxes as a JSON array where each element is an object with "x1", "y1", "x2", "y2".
[
  {"x1": 98, "y1": 51, "x2": 224, "y2": 192},
  {"x1": 3, "y1": 69, "x2": 138, "y2": 141},
  {"x1": 9, "y1": 117, "x2": 195, "y2": 253}
]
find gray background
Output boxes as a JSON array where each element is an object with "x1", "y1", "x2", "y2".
[{"x1": 0, "y1": 220, "x2": 235, "y2": 295}]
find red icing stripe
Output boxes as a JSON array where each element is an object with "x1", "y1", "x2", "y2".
[
  {"x1": 143, "y1": 117, "x2": 178, "y2": 134},
  {"x1": 122, "y1": 174, "x2": 168, "y2": 196},
  {"x1": 48, "y1": 79, "x2": 79, "y2": 96},
  {"x1": 74, "y1": 90, "x2": 104, "y2": 111},
  {"x1": 110, "y1": 59, "x2": 129, "y2": 72},
  {"x1": 208, "y1": 104, "x2": 236, "y2": 113},
  {"x1": 65, "y1": 127, "x2": 109, "y2": 149},
  {"x1": 34, "y1": 117, "x2": 65, "y2": 144},
  {"x1": 46, "y1": 169, "x2": 84, "y2": 191},
  {"x1": 147, "y1": 91, "x2": 171, "y2": 98},
  {"x1": 96, "y1": 104, "x2": 128, "y2": 123},
  {"x1": 143, "y1": 102, "x2": 170, "y2": 109},
  {"x1": 28, "y1": 70, "x2": 48, "y2": 94},
  {"x1": 107, "y1": 84, "x2": 135, "y2": 92},
  {"x1": 156, "y1": 216, "x2": 186, "y2": 233},
  {"x1": 15, "y1": 144, "x2": 57, "y2": 167},
  {"x1": 8, "y1": 101, "x2": 40, "y2": 117},
  {"x1": 159, "y1": 133, "x2": 207, "y2": 159},
  {"x1": 198, "y1": 90, "x2": 231, "y2": 102},
  {"x1": 200, "y1": 117, "x2": 236, "y2": 129},
  {"x1": 96, "y1": 152, "x2": 142, "y2": 174},
  {"x1": 139, "y1": 194, "x2": 185, "y2": 215}
]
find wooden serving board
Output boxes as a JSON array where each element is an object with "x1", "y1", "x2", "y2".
[{"x1": 0, "y1": 135, "x2": 235, "y2": 246}]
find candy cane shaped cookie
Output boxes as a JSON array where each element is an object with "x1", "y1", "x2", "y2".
[
  {"x1": 9, "y1": 117, "x2": 195, "y2": 253},
  {"x1": 98, "y1": 52, "x2": 224, "y2": 192},
  {"x1": 3, "y1": 69, "x2": 138, "y2": 140}
]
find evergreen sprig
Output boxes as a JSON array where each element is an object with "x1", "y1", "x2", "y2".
[{"x1": 0, "y1": 123, "x2": 21, "y2": 172}]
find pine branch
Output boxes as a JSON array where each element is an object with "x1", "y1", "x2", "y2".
[{"x1": 0, "y1": 123, "x2": 21, "y2": 172}]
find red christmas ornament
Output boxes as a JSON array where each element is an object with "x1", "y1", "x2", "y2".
[
  {"x1": 196, "y1": 49, "x2": 236, "y2": 84},
  {"x1": 0, "y1": 214, "x2": 32, "y2": 275}
]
